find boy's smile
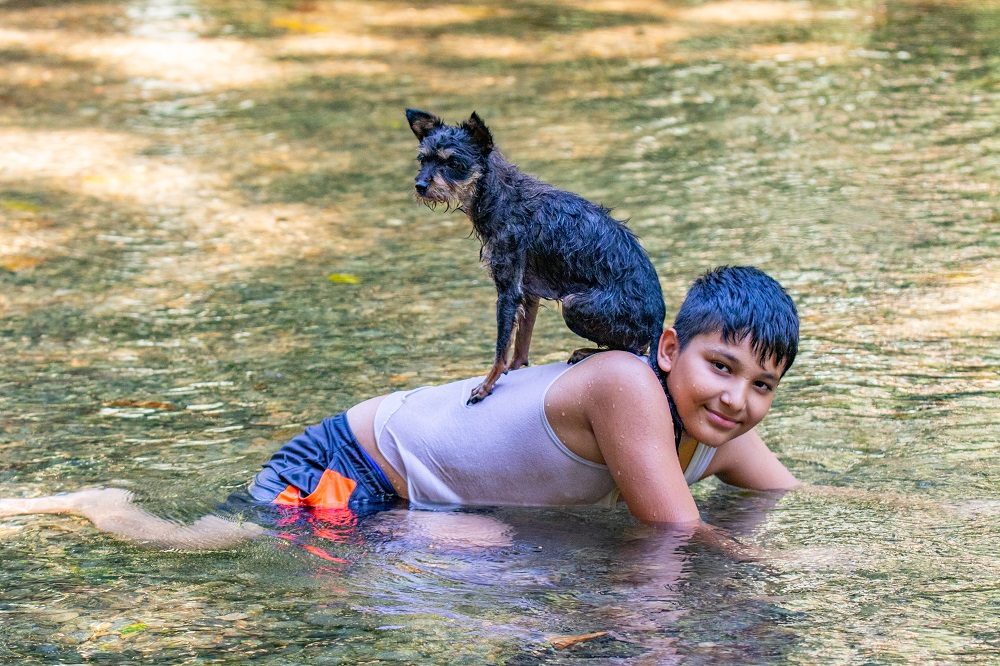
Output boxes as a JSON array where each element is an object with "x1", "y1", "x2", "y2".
[{"x1": 658, "y1": 329, "x2": 782, "y2": 448}]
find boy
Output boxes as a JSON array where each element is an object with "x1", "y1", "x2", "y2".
[{"x1": 0, "y1": 266, "x2": 800, "y2": 548}]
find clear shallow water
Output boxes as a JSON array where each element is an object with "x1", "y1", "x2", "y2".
[{"x1": 1, "y1": 0, "x2": 997, "y2": 662}]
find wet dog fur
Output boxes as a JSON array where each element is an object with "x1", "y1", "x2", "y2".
[{"x1": 406, "y1": 108, "x2": 665, "y2": 404}]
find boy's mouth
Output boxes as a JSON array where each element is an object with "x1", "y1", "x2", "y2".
[{"x1": 705, "y1": 407, "x2": 741, "y2": 429}]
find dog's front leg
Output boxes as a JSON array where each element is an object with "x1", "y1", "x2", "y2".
[
  {"x1": 469, "y1": 252, "x2": 524, "y2": 404},
  {"x1": 508, "y1": 294, "x2": 539, "y2": 371},
  {"x1": 468, "y1": 286, "x2": 519, "y2": 404}
]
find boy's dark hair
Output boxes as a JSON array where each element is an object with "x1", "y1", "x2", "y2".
[{"x1": 673, "y1": 266, "x2": 799, "y2": 375}]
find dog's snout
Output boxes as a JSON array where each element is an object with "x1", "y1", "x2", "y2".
[{"x1": 415, "y1": 180, "x2": 429, "y2": 195}]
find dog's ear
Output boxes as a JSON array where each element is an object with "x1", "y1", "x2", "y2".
[
  {"x1": 462, "y1": 112, "x2": 494, "y2": 153},
  {"x1": 405, "y1": 108, "x2": 443, "y2": 141}
]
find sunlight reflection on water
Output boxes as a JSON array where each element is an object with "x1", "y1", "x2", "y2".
[{"x1": 0, "y1": 0, "x2": 997, "y2": 662}]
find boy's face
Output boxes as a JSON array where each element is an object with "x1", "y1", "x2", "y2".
[{"x1": 658, "y1": 329, "x2": 783, "y2": 448}]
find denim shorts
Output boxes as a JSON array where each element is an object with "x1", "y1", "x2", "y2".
[{"x1": 245, "y1": 411, "x2": 399, "y2": 512}]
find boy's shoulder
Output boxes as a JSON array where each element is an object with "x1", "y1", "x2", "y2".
[
  {"x1": 565, "y1": 351, "x2": 664, "y2": 403},
  {"x1": 574, "y1": 349, "x2": 654, "y2": 374},
  {"x1": 587, "y1": 349, "x2": 654, "y2": 370}
]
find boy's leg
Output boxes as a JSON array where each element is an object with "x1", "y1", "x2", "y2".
[
  {"x1": 0, "y1": 491, "x2": 95, "y2": 516},
  {"x1": 0, "y1": 488, "x2": 264, "y2": 549}
]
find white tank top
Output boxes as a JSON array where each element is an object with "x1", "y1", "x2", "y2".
[{"x1": 373, "y1": 360, "x2": 715, "y2": 508}]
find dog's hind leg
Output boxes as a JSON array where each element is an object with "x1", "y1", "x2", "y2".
[
  {"x1": 561, "y1": 290, "x2": 652, "y2": 363},
  {"x1": 509, "y1": 294, "x2": 539, "y2": 371},
  {"x1": 567, "y1": 347, "x2": 605, "y2": 364}
]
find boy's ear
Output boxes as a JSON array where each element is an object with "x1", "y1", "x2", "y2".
[
  {"x1": 405, "y1": 108, "x2": 443, "y2": 141},
  {"x1": 657, "y1": 328, "x2": 680, "y2": 374},
  {"x1": 461, "y1": 111, "x2": 493, "y2": 153}
]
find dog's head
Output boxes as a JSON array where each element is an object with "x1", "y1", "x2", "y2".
[{"x1": 405, "y1": 108, "x2": 493, "y2": 210}]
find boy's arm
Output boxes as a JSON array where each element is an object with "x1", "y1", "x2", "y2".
[
  {"x1": 709, "y1": 428, "x2": 800, "y2": 490},
  {"x1": 586, "y1": 354, "x2": 701, "y2": 525}
]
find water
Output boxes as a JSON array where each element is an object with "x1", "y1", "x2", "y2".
[{"x1": 1, "y1": 0, "x2": 997, "y2": 662}]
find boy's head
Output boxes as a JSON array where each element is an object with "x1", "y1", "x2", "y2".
[
  {"x1": 672, "y1": 265, "x2": 799, "y2": 376},
  {"x1": 656, "y1": 266, "x2": 799, "y2": 447}
]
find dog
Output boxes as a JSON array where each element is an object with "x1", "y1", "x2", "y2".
[{"x1": 406, "y1": 108, "x2": 665, "y2": 404}]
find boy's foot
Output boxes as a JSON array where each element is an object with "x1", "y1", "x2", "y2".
[
  {"x1": 0, "y1": 496, "x2": 64, "y2": 517},
  {"x1": 0, "y1": 488, "x2": 133, "y2": 517}
]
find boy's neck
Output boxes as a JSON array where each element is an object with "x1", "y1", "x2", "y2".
[{"x1": 679, "y1": 431, "x2": 699, "y2": 449}]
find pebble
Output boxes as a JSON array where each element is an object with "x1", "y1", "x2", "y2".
[{"x1": 218, "y1": 611, "x2": 250, "y2": 621}]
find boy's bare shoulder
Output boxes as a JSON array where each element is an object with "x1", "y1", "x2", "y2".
[
  {"x1": 709, "y1": 429, "x2": 799, "y2": 490},
  {"x1": 581, "y1": 349, "x2": 655, "y2": 374},
  {"x1": 576, "y1": 351, "x2": 664, "y2": 401}
]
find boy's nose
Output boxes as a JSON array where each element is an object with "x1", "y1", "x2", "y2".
[{"x1": 720, "y1": 382, "x2": 748, "y2": 411}]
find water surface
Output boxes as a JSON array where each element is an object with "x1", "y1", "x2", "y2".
[{"x1": 1, "y1": 0, "x2": 997, "y2": 663}]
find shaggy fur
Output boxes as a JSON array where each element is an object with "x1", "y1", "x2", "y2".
[{"x1": 406, "y1": 108, "x2": 665, "y2": 404}]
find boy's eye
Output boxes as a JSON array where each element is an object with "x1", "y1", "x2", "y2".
[
  {"x1": 754, "y1": 380, "x2": 774, "y2": 392},
  {"x1": 711, "y1": 360, "x2": 730, "y2": 373}
]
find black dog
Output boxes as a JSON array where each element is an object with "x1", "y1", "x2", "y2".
[{"x1": 406, "y1": 109, "x2": 665, "y2": 404}]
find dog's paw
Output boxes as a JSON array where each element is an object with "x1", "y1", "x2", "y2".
[
  {"x1": 467, "y1": 382, "x2": 495, "y2": 405},
  {"x1": 567, "y1": 348, "x2": 602, "y2": 364}
]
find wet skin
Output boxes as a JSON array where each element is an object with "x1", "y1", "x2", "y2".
[
  {"x1": 658, "y1": 329, "x2": 782, "y2": 450},
  {"x1": 348, "y1": 329, "x2": 796, "y2": 519}
]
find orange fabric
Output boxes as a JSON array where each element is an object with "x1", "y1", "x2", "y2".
[
  {"x1": 301, "y1": 545, "x2": 350, "y2": 564},
  {"x1": 272, "y1": 469, "x2": 357, "y2": 509},
  {"x1": 274, "y1": 484, "x2": 304, "y2": 506}
]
